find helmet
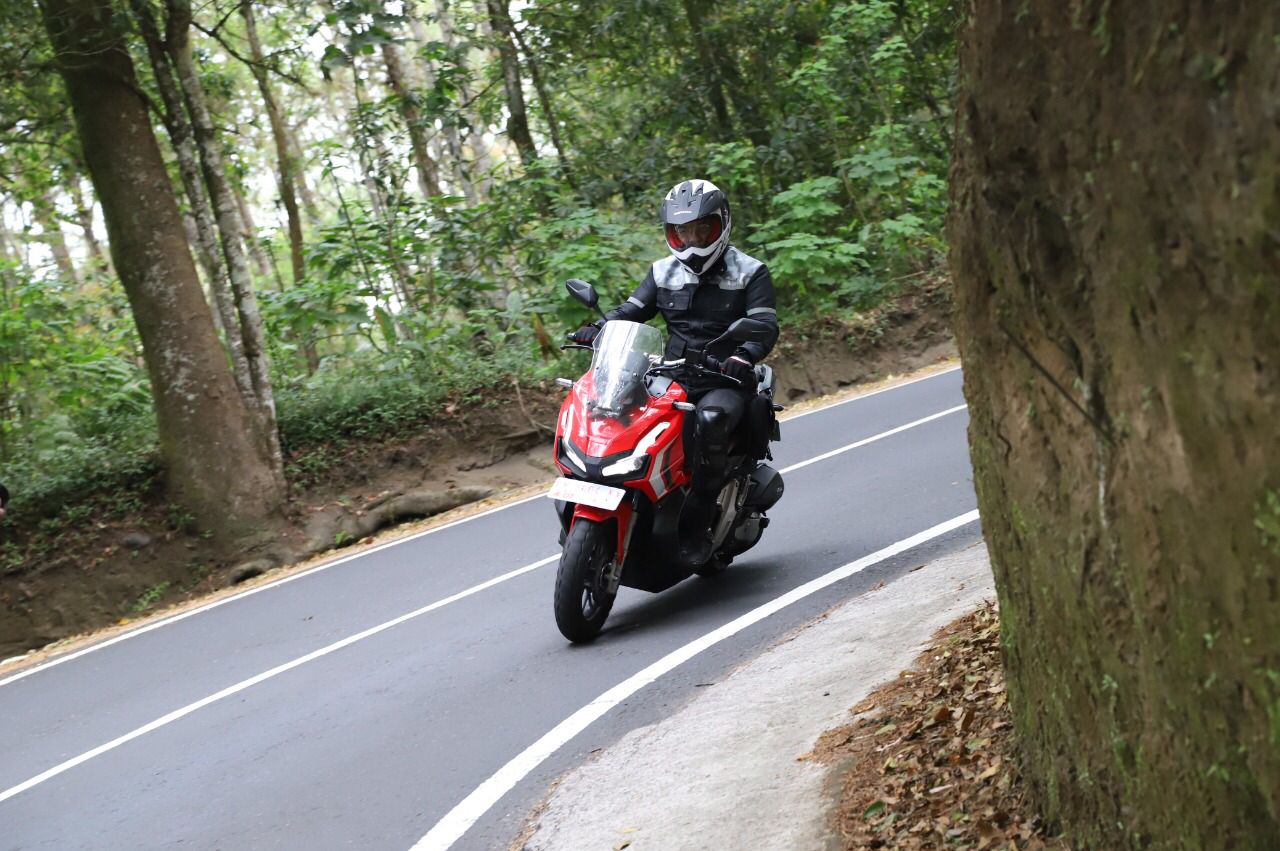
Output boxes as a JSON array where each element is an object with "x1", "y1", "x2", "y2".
[{"x1": 660, "y1": 179, "x2": 731, "y2": 276}]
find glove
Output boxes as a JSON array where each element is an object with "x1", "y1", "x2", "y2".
[
  {"x1": 568, "y1": 321, "x2": 602, "y2": 345},
  {"x1": 721, "y1": 354, "x2": 755, "y2": 384}
]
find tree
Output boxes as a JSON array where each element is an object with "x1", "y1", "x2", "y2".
[
  {"x1": 948, "y1": 2, "x2": 1280, "y2": 846},
  {"x1": 130, "y1": 0, "x2": 258, "y2": 411},
  {"x1": 238, "y1": 0, "x2": 307, "y2": 290},
  {"x1": 485, "y1": 0, "x2": 537, "y2": 167},
  {"x1": 38, "y1": 0, "x2": 285, "y2": 543},
  {"x1": 166, "y1": 0, "x2": 283, "y2": 478},
  {"x1": 380, "y1": 38, "x2": 443, "y2": 199}
]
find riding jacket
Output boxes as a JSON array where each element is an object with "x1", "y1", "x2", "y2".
[{"x1": 603, "y1": 247, "x2": 779, "y2": 364}]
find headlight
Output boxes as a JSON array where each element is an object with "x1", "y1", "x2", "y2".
[
  {"x1": 601, "y1": 454, "x2": 646, "y2": 478},
  {"x1": 562, "y1": 443, "x2": 587, "y2": 473},
  {"x1": 600, "y1": 422, "x2": 669, "y2": 479}
]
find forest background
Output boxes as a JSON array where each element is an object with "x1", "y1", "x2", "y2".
[{"x1": 0, "y1": 0, "x2": 953, "y2": 622}]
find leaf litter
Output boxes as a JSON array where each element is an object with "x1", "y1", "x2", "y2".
[{"x1": 800, "y1": 602, "x2": 1070, "y2": 850}]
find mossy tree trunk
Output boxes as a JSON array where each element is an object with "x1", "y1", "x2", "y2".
[
  {"x1": 39, "y1": 0, "x2": 285, "y2": 545},
  {"x1": 948, "y1": 3, "x2": 1280, "y2": 847}
]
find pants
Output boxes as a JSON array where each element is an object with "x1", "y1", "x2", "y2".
[{"x1": 687, "y1": 386, "x2": 751, "y2": 498}]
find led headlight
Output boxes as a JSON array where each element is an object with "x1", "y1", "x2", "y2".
[
  {"x1": 562, "y1": 442, "x2": 587, "y2": 473},
  {"x1": 601, "y1": 454, "x2": 645, "y2": 478},
  {"x1": 601, "y1": 422, "x2": 669, "y2": 478}
]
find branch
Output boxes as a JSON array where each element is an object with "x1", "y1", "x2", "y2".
[{"x1": 191, "y1": 19, "x2": 317, "y2": 94}]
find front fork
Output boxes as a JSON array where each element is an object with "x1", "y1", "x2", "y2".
[{"x1": 562, "y1": 498, "x2": 635, "y2": 595}]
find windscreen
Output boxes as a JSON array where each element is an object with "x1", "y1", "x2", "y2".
[{"x1": 587, "y1": 320, "x2": 663, "y2": 417}]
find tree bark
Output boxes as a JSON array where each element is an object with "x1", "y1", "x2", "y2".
[
  {"x1": 381, "y1": 40, "x2": 442, "y2": 199},
  {"x1": 238, "y1": 0, "x2": 305, "y2": 291},
  {"x1": 949, "y1": 2, "x2": 1280, "y2": 846},
  {"x1": 167, "y1": 0, "x2": 283, "y2": 481},
  {"x1": 40, "y1": 0, "x2": 284, "y2": 543},
  {"x1": 485, "y1": 0, "x2": 537, "y2": 167},
  {"x1": 131, "y1": 0, "x2": 255, "y2": 407}
]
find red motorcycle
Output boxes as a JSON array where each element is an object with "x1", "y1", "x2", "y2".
[{"x1": 548, "y1": 279, "x2": 785, "y2": 642}]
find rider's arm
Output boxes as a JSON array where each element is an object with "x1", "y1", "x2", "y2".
[
  {"x1": 604, "y1": 268, "x2": 659, "y2": 323},
  {"x1": 737, "y1": 264, "x2": 779, "y2": 363}
]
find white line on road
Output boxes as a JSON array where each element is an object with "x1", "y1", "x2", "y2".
[
  {"x1": 780, "y1": 404, "x2": 968, "y2": 475},
  {"x1": 0, "y1": 400, "x2": 970, "y2": 804},
  {"x1": 0, "y1": 367, "x2": 960, "y2": 689},
  {"x1": 0, "y1": 554, "x2": 558, "y2": 806},
  {"x1": 778, "y1": 364, "x2": 960, "y2": 423},
  {"x1": 410, "y1": 509, "x2": 983, "y2": 851},
  {"x1": 0, "y1": 494, "x2": 547, "y2": 689}
]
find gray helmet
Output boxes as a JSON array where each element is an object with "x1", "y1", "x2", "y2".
[{"x1": 660, "y1": 179, "x2": 731, "y2": 275}]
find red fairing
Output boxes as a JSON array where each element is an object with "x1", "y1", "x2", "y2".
[{"x1": 554, "y1": 373, "x2": 691, "y2": 503}]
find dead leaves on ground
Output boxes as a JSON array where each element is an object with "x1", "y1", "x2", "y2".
[{"x1": 807, "y1": 602, "x2": 1069, "y2": 850}]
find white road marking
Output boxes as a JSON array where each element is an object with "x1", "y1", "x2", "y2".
[
  {"x1": 0, "y1": 494, "x2": 546, "y2": 689},
  {"x1": 778, "y1": 364, "x2": 960, "y2": 422},
  {"x1": 0, "y1": 554, "x2": 558, "y2": 805},
  {"x1": 780, "y1": 404, "x2": 968, "y2": 475},
  {"x1": 0, "y1": 363, "x2": 962, "y2": 685},
  {"x1": 410, "y1": 509, "x2": 982, "y2": 851},
  {"x1": 0, "y1": 398, "x2": 970, "y2": 803}
]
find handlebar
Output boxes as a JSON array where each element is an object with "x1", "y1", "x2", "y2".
[{"x1": 647, "y1": 358, "x2": 744, "y2": 386}]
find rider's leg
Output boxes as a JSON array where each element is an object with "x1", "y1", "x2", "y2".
[
  {"x1": 679, "y1": 388, "x2": 749, "y2": 562},
  {"x1": 691, "y1": 388, "x2": 749, "y2": 497}
]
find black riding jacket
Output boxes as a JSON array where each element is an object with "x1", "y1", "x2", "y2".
[{"x1": 604, "y1": 247, "x2": 780, "y2": 364}]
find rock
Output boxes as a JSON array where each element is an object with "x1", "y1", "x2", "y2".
[
  {"x1": 121, "y1": 532, "x2": 153, "y2": 550},
  {"x1": 228, "y1": 559, "x2": 274, "y2": 586}
]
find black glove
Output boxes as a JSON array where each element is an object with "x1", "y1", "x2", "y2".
[
  {"x1": 721, "y1": 353, "x2": 755, "y2": 384},
  {"x1": 568, "y1": 321, "x2": 602, "y2": 345}
]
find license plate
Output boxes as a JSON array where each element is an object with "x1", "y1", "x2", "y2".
[{"x1": 547, "y1": 477, "x2": 626, "y2": 511}]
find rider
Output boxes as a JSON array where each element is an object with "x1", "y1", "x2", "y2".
[{"x1": 569, "y1": 179, "x2": 779, "y2": 561}]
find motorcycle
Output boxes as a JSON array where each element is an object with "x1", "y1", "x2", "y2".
[{"x1": 547, "y1": 278, "x2": 785, "y2": 642}]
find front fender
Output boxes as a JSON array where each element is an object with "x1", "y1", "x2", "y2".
[{"x1": 571, "y1": 501, "x2": 634, "y2": 565}]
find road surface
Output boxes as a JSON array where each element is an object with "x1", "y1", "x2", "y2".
[{"x1": 0, "y1": 366, "x2": 978, "y2": 850}]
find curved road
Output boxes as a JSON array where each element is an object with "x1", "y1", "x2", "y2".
[{"x1": 0, "y1": 367, "x2": 978, "y2": 850}]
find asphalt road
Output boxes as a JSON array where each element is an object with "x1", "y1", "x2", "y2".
[{"x1": 0, "y1": 366, "x2": 979, "y2": 850}]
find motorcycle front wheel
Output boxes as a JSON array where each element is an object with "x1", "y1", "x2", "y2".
[{"x1": 554, "y1": 518, "x2": 616, "y2": 642}]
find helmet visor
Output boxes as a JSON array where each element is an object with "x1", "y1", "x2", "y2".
[{"x1": 665, "y1": 214, "x2": 723, "y2": 251}]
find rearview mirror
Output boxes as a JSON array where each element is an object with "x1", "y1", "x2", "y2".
[
  {"x1": 564, "y1": 279, "x2": 599, "y2": 310},
  {"x1": 724, "y1": 317, "x2": 773, "y2": 343}
]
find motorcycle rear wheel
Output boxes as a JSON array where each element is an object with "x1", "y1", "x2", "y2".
[{"x1": 554, "y1": 518, "x2": 616, "y2": 642}]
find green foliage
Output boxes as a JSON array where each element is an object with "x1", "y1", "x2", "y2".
[{"x1": 0, "y1": 0, "x2": 959, "y2": 530}]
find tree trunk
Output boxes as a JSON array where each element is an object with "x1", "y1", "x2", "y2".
[
  {"x1": 407, "y1": 14, "x2": 476, "y2": 204},
  {"x1": 509, "y1": 23, "x2": 576, "y2": 188},
  {"x1": 286, "y1": 134, "x2": 322, "y2": 222},
  {"x1": 948, "y1": 3, "x2": 1280, "y2": 847},
  {"x1": 485, "y1": 0, "x2": 537, "y2": 167},
  {"x1": 40, "y1": 0, "x2": 284, "y2": 543},
  {"x1": 432, "y1": 0, "x2": 493, "y2": 197},
  {"x1": 678, "y1": 0, "x2": 734, "y2": 142},
  {"x1": 69, "y1": 176, "x2": 111, "y2": 277},
  {"x1": 238, "y1": 0, "x2": 305, "y2": 291},
  {"x1": 232, "y1": 185, "x2": 276, "y2": 284},
  {"x1": 32, "y1": 194, "x2": 78, "y2": 285},
  {"x1": 381, "y1": 40, "x2": 442, "y2": 199},
  {"x1": 167, "y1": 0, "x2": 283, "y2": 481},
  {"x1": 131, "y1": 0, "x2": 256, "y2": 406}
]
